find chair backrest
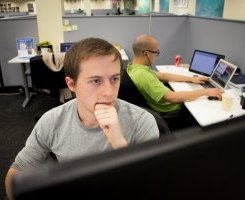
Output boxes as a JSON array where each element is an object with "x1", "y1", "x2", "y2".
[
  {"x1": 118, "y1": 69, "x2": 151, "y2": 108},
  {"x1": 29, "y1": 55, "x2": 67, "y2": 100},
  {"x1": 118, "y1": 69, "x2": 171, "y2": 135},
  {"x1": 30, "y1": 55, "x2": 67, "y2": 89}
]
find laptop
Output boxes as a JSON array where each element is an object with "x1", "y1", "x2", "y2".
[
  {"x1": 201, "y1": 59, "x2": 237, "y2": 90},
  {"x1": 189, "y1": 49, "x2": 225, "y2": 77}
]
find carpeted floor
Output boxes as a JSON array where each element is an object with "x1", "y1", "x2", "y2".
[{"x1": 0, "y1": 93, "x2": 58, "y2": 199}]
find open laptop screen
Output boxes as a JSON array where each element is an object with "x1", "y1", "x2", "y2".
[
  {"x1": 189, "y1": 50, "x2": 225, "y2": 76},
  {"x1": 210, "y1": 59, "x2": 237, "y2": 89}
]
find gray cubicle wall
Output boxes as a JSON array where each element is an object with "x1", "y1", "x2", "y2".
[
  {"x1": 63, "y1": 15, "x2": 189, "y2": 66},
  {"x1": 63, "y1": 15, "x2": 245, "y2": 73},
  {"x1": 0, "y1": 16, "x2": 38, "y2": 86},
  {"x1": 1, "y1": 15, "x2": 245, "y2": 87},
  {"x1": 186, "y1": 17, "x2": 245, "y2": 73}
]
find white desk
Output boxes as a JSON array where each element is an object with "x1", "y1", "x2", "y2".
[
  {"x1": 119, "y1": 49, "x2": 129, "y2": 61},
  {"x1": 8, "y1": 56, "x2": 33, "y2": 108},
  {"x1": 118, "y1": 49, "x2": 130, "y2": 69},
  {"x1": 156, "y1": 65, "x2": 245, "y2": 127}
]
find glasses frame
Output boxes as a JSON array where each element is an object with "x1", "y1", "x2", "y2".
[{"x1": 143, "y1": 49, "x2": 160, "y2": 56}]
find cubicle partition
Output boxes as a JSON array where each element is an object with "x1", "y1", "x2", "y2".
[
  {"x1": 63, "y1": 15, "x2": 189, "y2": 66},
  {"x1": 0, "y1": 16, "x2": 38, "y2": 86},
  {"x1": 63, "y1": 15, "x2": 245, "y2": 73},
  {"x1": 186, "y1": 17, "x2": 245, "y2": 73},
  {"x1": 1, "y1": 15, "x2": 245, "y2": 87}
]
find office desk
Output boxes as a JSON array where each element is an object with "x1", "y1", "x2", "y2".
[
  {"x1": 8, "y1": 56, "x2": 33, "y2": 108},
  {"x1": 156, "y1": 65, "x2": 245, "y2": 127},
  {"x1": 118, "y1": 49, "x2": 129, "y2": 69},
  {"x1": 119, "y1": 49, "x2": 129, "y2": 61}
]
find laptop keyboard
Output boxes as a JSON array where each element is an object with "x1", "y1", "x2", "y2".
[
  {"x1": 202, "y1": 82, "x2": 215, "y2": 88},
  {"x1": 188, "y1": 82, "x2": 215, "y2": 90},
  {"x1": 188, "y1": 83, "x2": 204, "y2": 90}
]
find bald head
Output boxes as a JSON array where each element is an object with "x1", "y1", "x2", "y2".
[{"x1": 132, "y1": 34, "x2": 158, "y2": 56}]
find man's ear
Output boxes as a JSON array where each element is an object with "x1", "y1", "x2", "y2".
[
  {"x1": 142, "y1": 50, "x2": 147, "y2": 56},
  {"x1": 65, "y1": 76, "x2": 75, "y2": 92}
]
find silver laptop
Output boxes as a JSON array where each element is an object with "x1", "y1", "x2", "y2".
[
  {"x1": 190, "y1": 59, "x2": 237, "y2": 90},
  {"x1": 204, "y1": 59, "x2": 237, "y2": 89}
]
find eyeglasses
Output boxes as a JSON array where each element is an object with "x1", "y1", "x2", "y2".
[{"x1": 143, "y1": 49, "x2": 160, "y2": 56}]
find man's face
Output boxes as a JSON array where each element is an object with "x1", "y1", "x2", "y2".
[
  {"x1": 67, "y1": 55, "x2": 121, "y2": 114},
  {"x1": 148, "y1": 42, "x2": 160, "y2": 65}
]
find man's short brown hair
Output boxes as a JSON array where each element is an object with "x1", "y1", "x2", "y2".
[{"x1": 64, "y1": 37, "x2": 123, "y2": 82}]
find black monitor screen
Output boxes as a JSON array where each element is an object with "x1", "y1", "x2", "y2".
[
  {"x1": 13, "y1": 115, "x2": 245, "y2": 200},
  {"x1": 189, "y1": 49, "x2": 225, "y2": 76},
  {"x1": 60, "y1": 42, "x2": 75, "y2": 52}
]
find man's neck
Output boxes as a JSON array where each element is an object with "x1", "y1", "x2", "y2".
[
  {"x1": 132, "y1": 57, "x2": 150, "y2": 67},
  {"x1": 77, "y1": 107, "x2": 99, "y2": 128}
]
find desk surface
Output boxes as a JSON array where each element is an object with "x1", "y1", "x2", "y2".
[
  {"x1": 156, "y1": 65, "x2": 245, "y2": 127},
  {"x1": 8, "y1": 56, "x2": 31, "y2": 64},
  {"x1": 118, "y1": 49, "x2": 129, "y2": 61}
]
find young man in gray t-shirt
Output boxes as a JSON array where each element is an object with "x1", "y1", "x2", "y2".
[{"x1": 5, "y1": 37, "x2": 159, "y2": 199}]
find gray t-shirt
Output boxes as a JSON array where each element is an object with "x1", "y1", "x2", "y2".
[{"x1": 12, "y1": 98, "x2": 159, "y2": 171}]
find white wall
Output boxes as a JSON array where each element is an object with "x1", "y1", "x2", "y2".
[
  {"x1": 36, "y1": 0, "x2": 64, "y2": 50},
  {"x1": 223, "y1": 0, "x2": 245, "y2": 20}
]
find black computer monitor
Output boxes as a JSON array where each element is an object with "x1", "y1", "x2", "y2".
[
  {"x1": 189, "y1": 49, "x2": 225, "y2": 76},
  {"x1": 13, "y1": 115, "x2": 245, "y2": 200},
  {"x1": 60, "y1": 42, "x2": 75, "y2": 52}
]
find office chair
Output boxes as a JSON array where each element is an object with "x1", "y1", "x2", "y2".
[
  {"x1": 30, "y1": 55, "x2": 67, "y2": 103},
  {"x1": 118, "y1": 68, "x2": 197, "y2": 132},
  {"x1": 29, "y1": 55, "x2": 70, "y2": 121},
  {"x1": 118, "y1": 68, "x2": 171, "y2": 136}
]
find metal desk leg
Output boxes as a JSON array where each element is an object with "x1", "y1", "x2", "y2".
[{"x1": 20, "y1": 63, "x2": 32, "y2": 108}]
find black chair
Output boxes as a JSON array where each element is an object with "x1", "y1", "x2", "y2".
[
  {"x1": 118, "y1": 69, "x2": 171, "y2": 136},
  {"x1": 29, "y1": 55, "x2": 70, "y2": 121},
  {"x1": 29, "y1": 55, "x2": 67, "y2": 105},
  {"x1": 118, "y1": 68, "x2": 198, "y2": 132},
  {"x1": 118, "y1": 69, "x2": 151, "y2": 109}
]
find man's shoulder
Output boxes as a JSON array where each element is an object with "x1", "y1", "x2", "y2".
[
  {"x1": 127, "y1": 64, "x2": 155, "y2": 77},
  {"x1": 127, "y1": 63, "x2": 149, "y2": 71},
  {"x1": 41, "y1": 99, "x2": 76, "y2": 120},
  {"x1": 117, "y1": 98, "x2": 143, "y2": 109},
  {"x1": 116, "y1": 99, "x2": 153, "y2": 117}
]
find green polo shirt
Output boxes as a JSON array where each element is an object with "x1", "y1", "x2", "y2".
[{"x1": 127, "y1": 63, "x2": 181, "y2": 113}]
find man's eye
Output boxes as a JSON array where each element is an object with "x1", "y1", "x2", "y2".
[
  {"x1": 91, "y1": 79, "x2": 101, "y2": 84},
  {"x1": 112, "y1": 77, "x2": 120, "y2": 83}
]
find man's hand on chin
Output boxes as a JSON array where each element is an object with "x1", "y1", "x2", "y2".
[{"x1": 94, "y1": 104, "x2": 127, "y2": 148}]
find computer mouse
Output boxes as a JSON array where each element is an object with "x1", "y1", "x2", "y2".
[{"x1": 208, "y1": 96, "x2": 220, "y2": 101}]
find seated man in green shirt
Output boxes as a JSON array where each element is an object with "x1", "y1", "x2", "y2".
[{"x1": 127, "y1": 34, "x2": 223, "y2": 129}]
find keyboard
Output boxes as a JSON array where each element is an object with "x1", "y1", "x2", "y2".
[
  {"x1": 188, "y1": 83, "x2": 204, "y2": 90},
  {"x1": 202, "y1": 82, "x2": 215, "y2": 89},
  {"x1": 188, "y1": 82, "x2": 215, "y2": 90}
]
